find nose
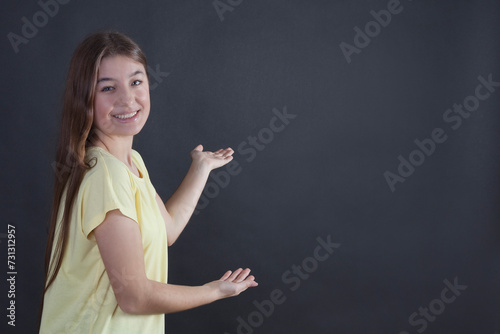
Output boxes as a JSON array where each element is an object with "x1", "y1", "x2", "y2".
[{"x1": 117, "y1": 86, "x2": 134, "y2": 106}]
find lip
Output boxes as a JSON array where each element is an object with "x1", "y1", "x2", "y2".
[{"x1": 112, "y1": 110, "x2": 140, "y2": 123}]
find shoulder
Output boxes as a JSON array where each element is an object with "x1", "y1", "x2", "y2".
[{"x1": 84, "y1": 147, "x2": 133, "y2": 185}]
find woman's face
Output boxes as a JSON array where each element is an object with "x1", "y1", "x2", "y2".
[{"x1": 92, "y1": 55, "x2": 150, "y2": 142}]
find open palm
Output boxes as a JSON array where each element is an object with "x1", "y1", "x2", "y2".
[
  {"x1": 190, "y1": 144, "x2": 234, "y2": 170},
  {"x1": 205, "y1": 268, "x2": 258, "y2": 299}
]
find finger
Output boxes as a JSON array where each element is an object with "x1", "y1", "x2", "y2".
[
  {"x1": 248, "y1": 280, "x2": 258, "y2": 287},
  {"x1": 215, "y1": 152, "x2": 227, "y2": 158},
  {"x1": 211, "y1": 148, "x2": 232, "y2": 158},
  {"x1": 193, "y1": 144, "x2": 203, "y2": 152},
  {"x1": 227, "y1": 268, "x2": 243, "y2": 281},
  {"x1": 234, "y1": 268, "x2": 251, "y2": 283},
  {"x1": 220, "y1": 270, "x2": 232, "y2": 280},
  {"x1": 244, "y1": 275, "x2": 258, "y2": 286},
  {"x1": 238, "y1": 277, "x2": 258, "y2": 292}
]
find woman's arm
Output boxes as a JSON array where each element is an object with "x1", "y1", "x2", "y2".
[
  {"x1": 94, "y1": 209, "x2": 257, "y2": 315},
  {"x1": 160, "y1": 145, "x2": 234, "y2": 246}
]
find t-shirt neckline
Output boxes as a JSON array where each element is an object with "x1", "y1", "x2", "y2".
[{"x1": 88, "y1": 146, "x2": 145, "y2": 180}]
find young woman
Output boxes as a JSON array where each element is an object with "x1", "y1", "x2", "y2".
[{"x1": 39, "y1": 31, "x2": 257, "y2": 333}]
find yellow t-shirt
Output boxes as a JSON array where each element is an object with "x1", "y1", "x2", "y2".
[{"x1": 40, "y1": 146, "x2": 168, "y2": 334}]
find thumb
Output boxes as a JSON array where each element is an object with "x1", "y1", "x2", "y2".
[{"x1": 193, "y1": 144, "x2": 203, "y2": 152}]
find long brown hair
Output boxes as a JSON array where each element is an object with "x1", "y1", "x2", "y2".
[{"x1": 38, "y1": 31, "x2": 148, "y2": 328}]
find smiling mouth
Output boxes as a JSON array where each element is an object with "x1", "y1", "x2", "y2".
[{"x1": 113, "y1": 110, "x2": 138, "y2": 120}]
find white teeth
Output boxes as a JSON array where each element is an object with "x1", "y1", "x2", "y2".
[{"x1": 113, "y1": 111, "x2": 138, "y2": 119}]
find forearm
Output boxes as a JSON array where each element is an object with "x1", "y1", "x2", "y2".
[
  {"x1": 121, "y1": 268, "x2": 257, "y2": 315},
  {"x1": 165, "y1": 161, "x2": 210, "y2": 234},
  {"x1": 128, "y1": 281, "x2": 219, "y2": 315}
]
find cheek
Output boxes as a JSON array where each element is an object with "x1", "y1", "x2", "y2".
[
  {"x1": 138, "y1": 89, "x2": 151, "y2": 108},
  {"x1": 93, "y1": 97, "x2": 113, "y2": 123}
]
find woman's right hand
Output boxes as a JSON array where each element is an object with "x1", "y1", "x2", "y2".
[{"x1": 205, "y1": 268, "x2": 258, "y2": 300}]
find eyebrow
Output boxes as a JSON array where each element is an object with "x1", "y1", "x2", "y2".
[{"x1": 97, "y1": 70, "x2": 145, "y2": 84}]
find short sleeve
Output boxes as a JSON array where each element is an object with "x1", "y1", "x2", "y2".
[{"x1": 79, "y1": 156, "x2": 139, "y2": 240}]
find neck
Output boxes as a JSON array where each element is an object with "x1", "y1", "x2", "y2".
[{"x1": 91, "y1": 132, "x2": 134, "y2": 167}]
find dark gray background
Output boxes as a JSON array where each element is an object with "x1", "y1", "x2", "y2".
[{"x1": 1, "y1": 0, "x2": 499, "y2": 333}]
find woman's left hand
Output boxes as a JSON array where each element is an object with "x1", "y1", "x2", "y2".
[{"x1": 190, "y1": 144, "x2": 234, "y2": 171}]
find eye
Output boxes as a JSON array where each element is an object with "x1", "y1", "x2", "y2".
[
  {"x1": 101, "y1": 86, "x2": 114, "y2": 92},
  {"x1": 132, "y1": 80, "x2": 142, "y2": 86}
]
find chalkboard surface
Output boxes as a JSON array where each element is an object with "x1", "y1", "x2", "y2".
[{"x1": 1, "y1": 1, "x2": 499, "y2": 333}]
